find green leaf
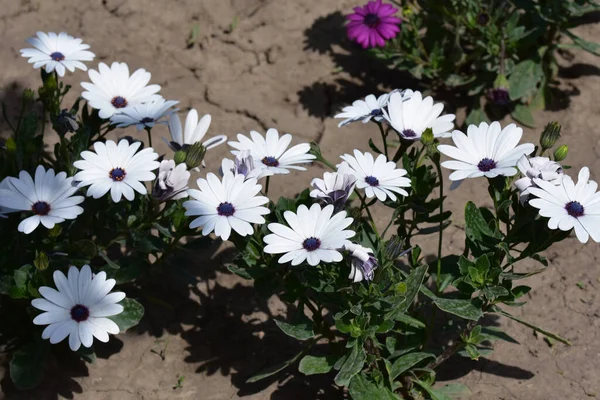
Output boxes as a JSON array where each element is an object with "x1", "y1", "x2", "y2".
[
  {"x1": 508, "y1": 60, "x2": 544, "y2": 100},
  {"x1": 298, "y1": 355, "x2": 336, "y2": 375},
  {"x1": 465, "y1": 107, "x2": 489, "y2": 126},
  {"x1": 246, "y1": 349, "x2": 304, "y2": 383},
  {"x1": 13, "y1": 264, "x2": 33, "y2": 289},
  {"x1": 78, "y1": 346, "x2": 97, "y2": 364},
  {"x1": 435, "y1": 383, "x2": 472, "y2": 399},
  {"x1": 464, "y1": 344, "x2": 480, "y2": 360},
  {"x1": 334, "y1": 342, "x2": 366, "y2": 387},
  {"x1": 493, "y1": 307, "x2": 571, "y2": 345},
  {"x1": 413, "y1": 379, "x2": 451, "y2": 400},
  {"x1": 434, "y1": 298, "x2": 483, "y2": 321},
  {"x1": 274, "y1": 315, "x2": 314, "y2": 341},
  {"x1": 400, "y1": 265, "x2": 428, "y2": 313},
  {"x1": 512, "y1": 103, "x2": 536, "y2": 128},
  {"x1": 482, "y1": 286, "x2": 510, "y2": 299},
  {"x1": 10, "y1": 340, "x2": 49, "y2": 389},
  {"x1": 349, "y1": 373, "x2": 398, "y2": 400},
  {"x1": 72, "y1": 239, "x2": 98, "y2": 260},
  {"x1": 152, "y1": 222, "x2": 173, "y2": 238},
  {"x1": 389, "y1": 352, "x2": 434, "y2": 380},
  {"x1": 109, "y1": 298, "x2": 144, "y2": 333},
  {"x1": 98, "y1": 251, "x2": 119, "y2": 270},
  {"x1": 368, "y1": 138, "x2": 383, "y2": 154},
  {"x1": 464, "y1": 202, "x2": 500, "y2": 241},
  {"x1": 394, "y1": 313, "x2": 426, "y2": 328},
  {"x1": 563, "y1": 30, "x2": 600, "y2": 56},
  {"x1": 480, "y1": 326, "x2": 519, "y2": 344}
]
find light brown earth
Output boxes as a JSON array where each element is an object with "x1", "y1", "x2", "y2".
[{"x1": 0, "y1": 0, "x2": 599, "y2": 399}]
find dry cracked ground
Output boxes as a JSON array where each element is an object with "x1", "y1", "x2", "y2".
[{"x1": 0, "y1": 0, "x2": 599, "y2": 399}]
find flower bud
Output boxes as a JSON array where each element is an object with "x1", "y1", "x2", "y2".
[
  {"x1": 385, "y1": 235, "x2": 410, "y2": 260},
  {"x1": 174, "y1": 150, "x2": 187, "y2": 165},
  {"x1": 553, "y1": 145, "x2": 568, "y2": 162},
  {"x1": 23, "y1": 88, "x2": 36, "y2": 103},
  {"x1": 34, "y1": 251, "x2": 49, "y2": 271},
  {"x1": 540, "y1": 121, "x2": 561, "y2": 150},
  {"x1": 186, "y1": 142, "x2": 206, "y2": 169},
  {"x1": 420, "y1": 128, "x2": 434, "y2": 146}
]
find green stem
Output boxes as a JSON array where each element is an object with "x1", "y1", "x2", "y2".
[
  {"x1": 392, "y1": 140, "x2": 411, "y2": 163},
  {"x1": 359, "y1": 193, "x2": 380, "y2": 239},
  {"x1": 145, "y1": 127, "x2": 153, "y2": 148},
  {"x1": 265, "y1": 176, "x2": 270, "y2": 196},
  {"x1": 376, "y1": 122, "x2": 388, "y2": 158},
  {"x1": 433, "y1": 158, "x2": 444, "y2": 294}
]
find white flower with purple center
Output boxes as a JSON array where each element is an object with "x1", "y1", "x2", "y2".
[
  {"x1": 73, "y1": 139, "x2": 160, "y2": 203},
  {"x1": 20, "y1": 31, "x2": 95, "y2": 77},
  {"x1": 0, "y1": 165, "x2": 84, "y2": 234},
  {"x1": 110, "y1": 99, "x2": 179, "y2": 131},
  {"x1": 228, "y1": 128, "x2": 316, "y2": 175},
  {"x1": 334, "y1": 93, "x2": 392, "y2": 127},
  {"x1": 528, "y1": 167, "x2": 600, "y2": 244},
  {"x1": 81, "y1": 62, "x2": 162, "y2": 119},
  {"x1": 219, "y1": 150, "x2": 274, "y2": 181},
  {"x1": 165, "y1": 109, "x2": 228, "y2": 152},
  {"x1": 264, "y1": 204, "x2": 355, "y2": 266},
  {"x1": 31, "y1": 265, "x2": 124, "y2": 351},
  {"x1": 514, "y1": 155, "x2": 564, "y2": 203},
  {"x1": 152, "y1": 160, "x2": 190, "y2": 202},
  {"x1": 183, "y1": 172, "x2": 270, "y2": 240},
  {"x1": 344, "y1": 242, "x2": 378, "y2": 283},
  {"x1": 337, "y1": 150, "x2": 410, "y2": 202},
  {"x1": 310, "y1": 171, "x2": 356, "y2": 212}
]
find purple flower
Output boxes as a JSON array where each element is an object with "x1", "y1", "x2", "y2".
[{"x1": 347, "y1": 0, "x2": 401, "y2": 49}]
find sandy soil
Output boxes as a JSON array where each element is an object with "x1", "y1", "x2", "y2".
[{"x1": 0, "y1": 0, "x2": 599, "y2": 399}]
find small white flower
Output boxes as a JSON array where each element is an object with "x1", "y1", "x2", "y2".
[
  {"x1": 337, "y1": 150, "x2": 410, "y2": 202},
  {"x1": 334, "y1": 92, "x2": 393, "y2": 127},
  {"x1": 110, "y1": 99, "x2": 179, "y2": 130},
  {"x1": 165, "y1": 109, "x2": 227, "y2": 152},
  {"x1": 383, "y1": 90, "x2": 455, "y2": 140},
  {"x1": 0, "y1": 177, "x2": 18, "y2": 218},
  {"x1": 438, "y1": 122, "x2": 535, "y2": 185},
  {"x1": 219, "y1": 150, "x2": 274, "y2": 181},
  {"x1": 20, "y1": 31, "x2": 95, "y2": 77},
  {"x1": 528, "y1": 167, "x2": 600, "y2": 244},
  {"x1": 152, "y1": 160, "x2": 190, "y2": 201},
  {"x1": 73, "y1": 139, "x2": 160, "y2": 203},
  {"x1": 0, "y1": 166, "x2": 84, "y2": 234},
  {"x1": 228, "y1": 128, "x2": 316, "y2": 175},
  {"x1": 514, "y1": 156, "x2": 564, "y2": 203},
  {"x1": 184, "y1": 172, "x2": 270, "y2": 240},
  {"x1": 310, "y1": 172, "x2": 356, "y2": 211},
  {"x1": 81, "y1": 62, "x2": 162, "y2": 119},
  {"x1": 343, "y1": 242, "x2": 378, "y2": 283},
  {"x1": 31, "y1": 265, "x2": 124, "y2": 351},
  {"x1": 264, "y1": 204, "x2": 355, "y2": 266}
]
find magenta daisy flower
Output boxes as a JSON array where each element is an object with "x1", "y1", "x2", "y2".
[{"x1": 347, "y1": 0, "x2": 401, "y2": 48}]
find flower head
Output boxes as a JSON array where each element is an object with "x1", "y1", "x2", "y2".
[
  {"x1": 310, "y1": 172, "x2": 356, "y2": 212},
  {"x1": 53, "y1": 109, "x2": 79, "y2": 136},
  {"x1": 31, "y1": 265, "x2": 124, "y2": 351},
  {"x1": 334, "y1": 93, "x2": 391, "y2": 127},
  {"x1": 165, "y1": 109, "x2": 227, "y2": 153},
  {"x1": 264, "y1": 204, "x2": 355, "y2": 266},
  {"x1": 183, "y1": 172, "x2": 270, "y2": 240},
  {"x1": 488, "y1": 87, "x2": 510, "y2": 106},
  {"x1": 0, "y1": 166, "x2": 84, "y2": 234},
  {"x1": 73, "y1": 139, "x2": 160, "y2": 202},
  {"x1": 0, "y1": 177, "x2": 18, "y2": 218},
  {"x1": 383, "y1": 90, "x2": 455, "y2": 140},
  {"x1": 81, "y1": 62, "x2": 162, "y2": 119},
  {"x1": 228, "y1": 128, "x2": 316, "y2": 175},
  {"x1": 219, "y1": 150, "x2": 274, "y2": 181},
  {"x1": 528, "y1": 167, "x2": 600, "y2": 243},
  {"x1": 514, "y1": 156, "x2": 563, "y2": 203},
  {"x1": 338, "y1": 150, "x2": 410, "y2": 202},
  {"x1": 152, "y1": 160, "x2": 190, "y2": 202},
  {"x1": 344, "y1": 242, "x2": 378, "y2": 283},
  {"x1": 347, "y1": 0, "x2": 401, "y2": 48},
  {"x1": 20, "y1": 32, "x2": 95, "y2": 77},
  {"x1": 110, "y1": 99, "x2": 179, "y2": 131}
]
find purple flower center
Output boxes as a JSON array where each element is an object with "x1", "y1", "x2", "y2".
[
  {"x1": 109, "y1": 167, "x2": 126, "y2": 181},
  {"x1": 364, "y1": 13, "x2": 380, "y2": 28},
  {"x1": 140, "y1": 117, "x2": 154, "y2": 124},
  {"x1": 70, "y1": 304, "x2": 90, "y2": 322},
  {"x1": 370, "y1": 108, "x2": 383, "y2": 117},
  {"x1": 489, "y1": 88, "x2": 510, "y2": 106},
  {"x1": 477, "y1": 12, "x2": 491, "y2": 26},
  {"x1": 365, "y1": 176, "x2": 379, "y2": 186},
  {"x1": 50, "y1": 52, "x2": 65, "y2": 61},
  {"x1": 111, "y1": 96, "x2": 128, "y2": 109},
  {"x1": 31, "y1": 201, "x2": 50, "y2": 216},
  {"x1": 262, "y1": 156, "x2": 279, "y2": 167},
  {"x1": 477, "y1": 158, "x2": 496, "y2": 172},
  {"x1": 217, "y1": 202, "x2": 235, "y2": 216},
  {"x1": 302, "y1": 237, "x2": 321, "y2": 252},
  {"x1": 402, "y1": 129, "x2": 417, "y2": 138},
  {"x1": 565, "y1": 201, "x2": 584, "y2": 217}
]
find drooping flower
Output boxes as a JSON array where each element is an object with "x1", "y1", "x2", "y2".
[
  {"x1": 438, "y1": 122, "x2": 535, "y2": 184},
  {"x1": 152, "y1": 160, "x2": 190, "y2": 202},
  {"x1": 73, "y1": 139, "x2": 160, "y2": 203},
  {"x1": 31, "y1": 265, "x2": 124, "y2": 351},
  {"x1": 228, "y1": 128, "x2": 316, "y2": 175},
  {"x1": 334, "y1": 93, "x2": 392, "y2": 127},
  {"x1": 81, "y1": 62, "x2": 162, "y2": 119},
  {"x1": 20, "y1": 31, "x2": 95, "y2": 77},
  {"x1": 344, "y1": 242, "x2": 378, "y2": 283},
  {"x1": 110, "y1": 99, "x2": 179, "y2": 131},
  {"x1": 514, "y1": 156, "x2": 564, "y2": 203},
  {"x1": 310, "y1": 172, "x2": 356, "y2": 212},
  {"x1": 0, "y1": 166, "x2": 84, "y2": 234},
  {"x1": 219, "y1": 150, "x2": 274, "y2": 181},
  {"x1": 347, "y1": 0, "x2": 401, "y2": 48},
  {"x1": 164, "y1": 109, "x2": 227, "y2": 152},
  {"x1": 53, "y1": 109, "x2": 79, "y2": 136},
  {"x1": 183, "y1": 172, "x2": 270, "y2": 240},
  {"x1": 337, "y1": 150, "x2": 410, "y2": 202},
  {"x1": 383, "y1": 90, "x2": 455, "y2": 140},
  {"x1": 488, "y1": 87, "x2": 510, "y2": 106},
  {"x1": 264, "y1": 204, "x2": 355, "y2": 266}
]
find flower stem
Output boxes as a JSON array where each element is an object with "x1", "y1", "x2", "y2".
[
  {"x1": 392, "y1": 140, "x2": 410, "y2": 163},
  {"x1": 359, "y1": 193, "x2": 380, "y2": 239},
  {"x1": 376, "y1": 121, "x2": 388, "y2": 158},
  {"x1": 433, "y1": 158, "x2": 444, "y2": 294},
  {"x1": 145, "y1": 127, "x2": 153, "y2": 148},
  {"x1": 265, "y1": 176, "x2": 271, "y2": 196}
]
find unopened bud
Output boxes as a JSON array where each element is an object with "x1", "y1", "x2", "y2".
[
  {"x1": 185, "y1": 142, "x2": 206, "y2": 169},
  {"x1": 553, "y1": 145, "x2": 568, "y2": 162},
  {"x1": 23, "y1": 88, "x2": 35, "y2": 103},
  {"x1": 174, "y1": 150, "x2": 187, "y2": 165},
  {"x1": 540, "y1": 121, "x2": 561, "y2": 150},
  {"x1": 385, "y1": 235, "x2": 406, "y2": 260},
  {"x1": 420, "y1": 128, "x2": 434, "y2": 146},
  {"x1": 34, "y1": 251, "x2": 49, "y2": 271},
  {"x1": 309, "y1": 141, "x2": 323, "y2": 159}
]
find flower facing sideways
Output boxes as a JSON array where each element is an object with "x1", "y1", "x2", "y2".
[
  {"x1": 165, "y1": 109, "x2": 227, "y2": 152},
  {"x1": 152, "y1": 160, "x2": 190, "y2": 202},
  {"x1": 347, "y1": 0, "x2": 401, "y2": 48},
  {"x1": 219, "y1": 150, "x2": 274, "y2": 181},
  {"x1": 310, "y1": 171, "x2": 356, "y2": 212},
  {"x1": 31, "y1": 265, "x2": 124, "y2": 351},
  {"x1": 334, "y1": 93, "x2": 392, "y2": 127},
  {"x1": 0, "y1": 165, "x2": 84, "y2": 234},
  {"x1": 514, "y1": 155, "x2": 563, "y2": 203},
  {"x1": 110, "y1": 98, "x2": 179, "y2": 131},
  {"x1": 344, "y1": 242, "x2": 378, "y2": 282},
  {"x1": 264, "y1": 204, "x2": 355, "y2": 266}
]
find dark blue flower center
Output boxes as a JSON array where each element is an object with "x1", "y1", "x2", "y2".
[
  {"x1": 31, "y1": 201, "x2": 50, "y2": 216},
  {"x1": 565, "y1": 201, "x2": 584, "y2": 217},
  {"x1": 217, "y1": 202, "x2": 235, "y2": 216},
  {"x1": 402, "y1": 129, "x2": 417, "y2": 138},
  {"x1": 109, "y1": 167, "x2": 126, "y2": 181},
  {"x1": 370, "y1": 108, "x2": 383, "y2": 117},
  {"x1": 50, "y1": 51, "x2": 65, "y2": 61},
  {"x1": 111, "y1": 96, "x2": 128, "y2": 109},
  {"x1": 70, "y1": 304, "x2": 89, "y2": 322},
  {"x1": 365, "y1": 176, "x2": 379, "y2": 186},
  {"x1": 364, "y1": 13, "x2": 380, "y2": 28},
  {"x1": 302, "y1": 237, "x2": 321, "y2": 252},
  {"x1": 477, "y1": 158, "x2": 496, "y2": 172},
  {"x1": 140, "y1": 117, "x2": 154, "y2": 124},
  {"x1": 262, "y1": 156, "x2": 279, "y2": 167}
]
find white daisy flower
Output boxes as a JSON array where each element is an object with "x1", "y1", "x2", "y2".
[
  {"x1": 31, "y1": 265, "x2": 124, "y2": 351},
  {"x1": 219, "y1": 150, "x2": 274, "y2": 181},
  {"x1": 337, "y1": 150, "x2": 410, "y2": 202},
  {"x1": 383, "y1": 90, "x2": 455, "y2": 140},
  {"x1": 264, "y1": 204, "x2": 355, "y2": 266},
  {"x1": 343, "y1": 242, "x2": 378, "y2": 283},
  {"x1": 528, "y1": 167, "x2": 600, "y2": 244},
  {"x1": 110, "y1": 99, "x2": 179, "y2": 131},
  {"x1": 0, "y1": 177, "x2": 18, "y2": 218},
  {"x1": 0, "y1": 166, "x2": 84, "y2": 234},
  {"x1": 73, "y1": 139, "x2": 160, "y2": 203},
  {"x1": 152, "y1": 160, "x2": 190, "y2": 202},
  {"x1": 165, "y1": 109, "x2": 227, "y2": 152},
  {"x1": 183, "y1": 172, "x2": 270, "y2": 240},
  {"x1": 310, "y1": 171, "x2": 356, "y2": 211},
  {"x1": 334, "y1": 92, "x2": 392, "y2": 127},
  {"x1": 20, "y1": 31, "x2": 95, "y2": 77},
  {"x1": 228, "y1": 128, "x2": 316, "y2": 175},
  {"x1": 514, "y1": 155, "x2": 564, "y2": 203},
  {"x1": 438, "y1": 122, "x2": 535, "y2": 184},
  {"x1": 81, "y1": 62, "x2": 162, "y2": 119}
]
